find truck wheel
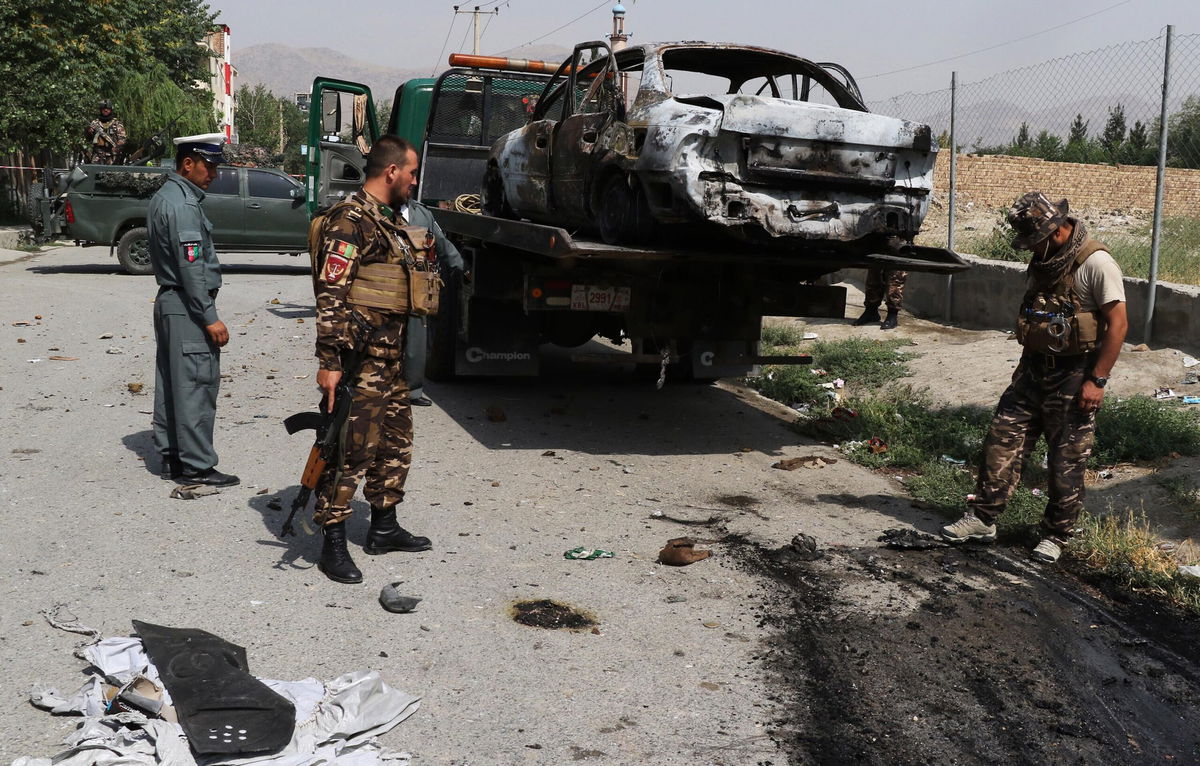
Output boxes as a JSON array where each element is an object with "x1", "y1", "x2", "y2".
[
  {"x1": 425, "y1": 277, "x2": 460, "y2": 381},
  {"x1": 25, "y1": 182, "x2": 44, "y2": 230},
  {"x1": 116, "y1": 227, "x2": 154, "y2": 275},
  {"x1": 597, "y1": 175, "x2": 654, "y2": 245}
]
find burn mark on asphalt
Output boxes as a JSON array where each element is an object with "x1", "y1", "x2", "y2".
[{"x1": 511, "y1": 599, "x2": 597, "y2": 631}]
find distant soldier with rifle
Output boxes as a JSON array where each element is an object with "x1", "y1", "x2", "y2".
[
  {"x1": 299, "y1": 134, "x2": 463, "y2": 584},
  {"x1": 85, "y1": 99, "x2": 127, "y2": 164}
]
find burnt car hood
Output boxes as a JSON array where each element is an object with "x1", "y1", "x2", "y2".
[{"x1": 667, "y1": 94, "x2": 933, "y2": 152}]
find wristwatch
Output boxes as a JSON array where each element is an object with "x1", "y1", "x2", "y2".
[{"x1": 1089, "y1": 375, "x2": 1109, "y2": 388}]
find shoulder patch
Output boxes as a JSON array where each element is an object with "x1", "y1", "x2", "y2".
[{"x1": 321, "y1": 240, "x2": 357, "y2": 285}]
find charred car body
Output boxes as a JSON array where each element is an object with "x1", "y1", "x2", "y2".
[{"x1": 483, "y1": 41, "x2": 937, "y2": 254}]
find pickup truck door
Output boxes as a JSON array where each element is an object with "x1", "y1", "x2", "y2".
[
  {"x1": 243, "y1": 168, "x2": 307, "y2": 249},
  {"x1": 306, "y1": 78, "x2": 379, "y2": 218},
  {"x1": 201, "y1": 166, "x2": 244, "y2": 248}
]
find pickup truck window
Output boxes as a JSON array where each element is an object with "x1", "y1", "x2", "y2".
[
  {"x1": 247, "y1": 169, "x2": 298, "y2": 199},
  {"x1": 207, "y1": 167, "x2": 239, "y2": 196}
]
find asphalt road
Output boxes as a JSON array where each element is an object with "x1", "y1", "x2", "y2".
[{"x1": 2, "y1": 245, "x2": 924, "y2": 765}]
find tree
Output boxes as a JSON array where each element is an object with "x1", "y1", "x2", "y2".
[
  {"x1": 234, "y1": 84, "x2": 283, "y2": 149},
  {"x1": 1032, "y1": 130, "x2": 1064, "y2": 162},
  {"x1": 0, "y1": 0, "x2": 217, "y2": 155},
  {"x1": 1007, "y1": 122, "x2": 1033, "y2": 155},
  {"x1": 1121, "y1": 119, "x2": 1154, "y2": 165},
  {"x1": 1062, "y1": 113, "x2": 1093, "y2": 163},
  {"x1": 1167, "y1": 94, "x2": 1200, "y2": 170},
  {"x1": 1100, "y1": 104, "x2": 1127, "y2": 162},
  {"x1": 109, "y1": 64, "x2": 215, "y2": 156}
]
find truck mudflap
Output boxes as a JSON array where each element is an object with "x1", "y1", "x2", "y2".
[{"x1": 429, "y1": 209, "x2": 970, "y2": 274}]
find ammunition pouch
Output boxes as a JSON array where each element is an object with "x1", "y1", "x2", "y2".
[
  {"x1": 1016, "y1": 307, "x2": 1099, "y2": 355},
  {"x1": 347, "y1": 262, "x2": 411, "y2": 313}
]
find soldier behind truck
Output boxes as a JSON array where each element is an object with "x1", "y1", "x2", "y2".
[{"x1": 85, "y1": 99, "x2": 127, "y2": 165}]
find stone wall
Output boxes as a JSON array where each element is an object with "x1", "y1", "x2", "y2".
[{"x1": 933, "y1": 152, "x2": 1200, "y2": 215}]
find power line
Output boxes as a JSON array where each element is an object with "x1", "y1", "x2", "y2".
[
  {"x1": 511, "y1": 0, "x2": 609, "y2": 50},
  {"x1": 860, "y1": 0, "x2": 1134, "y2": 80},
  {"x1": 430, "y1": 13, "x2": 458, "y2": 76}
]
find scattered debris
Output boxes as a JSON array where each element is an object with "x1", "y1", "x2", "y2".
[
  {"x1": 766, "y1": 533, "x2": 823, "y2": 563},
  {"x1": 106, "y1": 347, "x2": 124, "y2": 355},
  {"x1": 485, "y1": 405, "x2": 507, "y2": 422},
  {"x1": 12, "y1": 320, "x2": 32, "y2": 326},
  {"x1": 658, "y1": 537, "x2": 712, "y2": 566},
  {"x1": 666, "y1": 595, "x2": 687, "y2": 603},
  {"x1": 379, "y1": 584, "x2": 422, "y2": 613},
  {"x1": 1131, "y1": 343, "x2": 1151, "y2": 352},
  {"x1": 48, "y1": 355, "x2": 78, "y2": 361},
  {"x1": 12, "y1": 447, "x2": 40, "y2": 454},
  {"x1": 940, "y1": 454, "x2": 966, "y2": 465},
  {"x1": 803, "y1": 332, "x2": 819, "y2": 340},
  {"x1": 1182, "y1": 372, "x2": 1199, "y2": 385},
  {"x1": 702, "y1": 621, "x2": 720, "y2": 629},
  {"x1": 511, "y1": 599, "x2": 597, "y2": 630},
  {"x1": 541, "y1": 450, "x2": 557, "y2": 457},
  {"x1": 170, "y1": 484, "x2": 219, "y2": 500},
  {"x1": 1155, "y1": 387, "x2": 1178, "y2": 399},
  {"x1": 256, "y1": 487, "x2": 269, "y2": 495},
  {"x1": 270, "y1": 298, "x2": 281, "y2": 304},
  {"x1": 1098, "y1": 469, "x2": 1114, "y2": 479},
  {"x1": 1183, "y1": 396, "x2": 1200, "y2": 405},
  {"x1": 878, "y1": 528, "x2": 948, "y2": 550},
  {"x1": 1183, "y1": 355, "x2": 1199, "y2": 368},
  {"x1": 773, "y1": 455, "x2": 838, "y2": 470},
  {"x1": 564, "y1": 547, "x2": 614, "y2": 560},
  {"x1": 98, "y1": 332, "x2": 113, "y2": 339},
  {"x1": 868, "y1": 437, "x2": 889, "y2": 454},
  {"x1": 1179, "y1": 565, "x2": 1200, "y2": 579},
  {"x1": 126, "y1": 382, "x2": 144, "y2": 394}
]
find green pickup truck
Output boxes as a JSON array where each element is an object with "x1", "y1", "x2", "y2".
[{"x1": 34, "y1": 163, "x2": 309, "y2": 274}]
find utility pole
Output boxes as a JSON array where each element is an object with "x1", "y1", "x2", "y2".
[{"x1": 454, "y1": 5, "x2": 499, "y2": 55}]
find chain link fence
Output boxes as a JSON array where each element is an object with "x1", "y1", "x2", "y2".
[{"x1": 869, "y1": 29, "x2": 1200, "y2": 294}]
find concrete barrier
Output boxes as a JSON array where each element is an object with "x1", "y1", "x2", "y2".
[{"x1": 837, "y1": 255, "x2": 1200, "y2": 355}]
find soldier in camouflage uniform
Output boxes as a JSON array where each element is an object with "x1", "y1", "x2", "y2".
[
  {"x1": 852, "y1": 268, "x2": 907, "y2": 329},
  {"x1": 85, "y1": 100, "x2": 127, "y2": 165},
  {"x1": 310, "y1": 134, "x2": 463, "y2": 584},
  {"x1": 942, "y1": 193, "x2": 1128, "y2": 563}
]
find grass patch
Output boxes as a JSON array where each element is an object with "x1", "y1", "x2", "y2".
[
  {"x1": 1071, "y1": 511, "x2": 1200, "y2": 614},
  {"x1": 959, "y1": 214, "x2": 1200, "y2": 286},
  {"x1": 1093, "y1": 395, "x2": 1200, "y2": 464},
  {"x1": 760, "y1": 322, "x2": 805, "y2": 348},
  {"x1": 1155, "y1": 474, "x2": 1200, "y2": 516},
  {"x1": 746, "y1": 337, "x2": 913, "y2": 407}
]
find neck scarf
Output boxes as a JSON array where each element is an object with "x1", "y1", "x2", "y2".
[{"x1": 1027, "y1": 217, "x2": 1087, "y2": 288}]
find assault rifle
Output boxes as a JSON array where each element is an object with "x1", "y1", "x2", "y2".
[{"x1": 280, "y1": 315, "x2": 376, "y2": 536}]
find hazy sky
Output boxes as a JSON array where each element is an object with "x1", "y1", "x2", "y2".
[{"x1": 213, "y1": 0, "x2": 1200, "y2": 101}]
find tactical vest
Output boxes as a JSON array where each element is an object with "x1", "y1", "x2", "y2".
[
  {"x1": 309, "y1": 200, "x2": 443, "y2": 316},
  {"x1": 1015, "y1": 239, "x2": 1107, "y2": 355}
]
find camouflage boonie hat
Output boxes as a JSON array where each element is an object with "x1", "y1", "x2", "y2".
[{"x1": 1007, "y1": 192, "x2": 1069, "y2": 250}]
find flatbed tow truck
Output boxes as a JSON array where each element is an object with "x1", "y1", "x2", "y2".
[{"x1": 306, "y1": 52, "x2": 967, "y2": 382}]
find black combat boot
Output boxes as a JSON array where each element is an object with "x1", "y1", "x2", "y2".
[
  {"x1": 364, "y1": 505, "x2": 432, "y2": 554},
  {"x1": 880, "y1": 310, "x2": 900, "y2": 330},
  {"x1": 318, "y1": 523, "x2": 363, "y2": 584},
  {"x1": 160, "y1": 455, "x2": 183, "y2": 480},
  {"x1": 852, "y1": 308, "x2": 881, "y2": 326}
]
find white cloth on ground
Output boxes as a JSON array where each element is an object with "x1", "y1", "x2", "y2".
[{"x1": 16, "y1": 637, "x2": 419, "y2": 766}]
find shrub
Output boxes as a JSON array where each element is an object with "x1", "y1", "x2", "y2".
[{"x1": 1093, "y1": 396, "x2": 1200, "y2": 464}]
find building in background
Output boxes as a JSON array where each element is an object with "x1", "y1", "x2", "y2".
[
  {"x1": 295, "y1": 92, "x2": 310, "y2": 112},
  {"x1": 203, "y1": 24, "x2": 237, "y2": 142}
]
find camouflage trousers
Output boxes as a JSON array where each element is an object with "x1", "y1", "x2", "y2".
[
  {"x1": 313, "y1": 355, "x2": 413, "y2": 526},
  {"x1": 864, "y1": 269, "x2": 908, "y2": 311},
  {"x1": 968, "y1": 355, "x2": 1097, "y2": 541}
]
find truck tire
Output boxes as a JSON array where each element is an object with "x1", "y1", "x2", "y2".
[
  {"x1": 25, "y1": 182, "x2": 44, "y2": 230},
  {"x1": 597, "y1": 174, "x2": 654, "y2": 245},
  {"x1": 425, "y1": 276, "x2": 460, "y2": 382},
  {"x1": 116, "y1": 227, "x2": 154, "y2": 275}
]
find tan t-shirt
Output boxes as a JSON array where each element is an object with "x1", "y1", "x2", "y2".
[{"x1": 1074, "y1": 250, "x2": 1126, "y2": 312}]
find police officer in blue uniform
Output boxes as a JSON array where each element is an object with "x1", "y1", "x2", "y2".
[{"x1": 149, "y1": 133, "x2": 239, "y2": 486}]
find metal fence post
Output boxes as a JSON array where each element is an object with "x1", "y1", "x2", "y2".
[
  {"x1": 944, "y1": 71, "x2": 958, "y2": 322},
  {"x1": 1145, "y1": 24, "x2": 1173, "y2": 345}
]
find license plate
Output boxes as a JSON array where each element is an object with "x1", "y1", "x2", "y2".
[{"x1": 570, "y1": 285, "x2": 630, "y2": 311}]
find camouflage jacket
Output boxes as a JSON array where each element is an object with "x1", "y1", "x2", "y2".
[
  {"x1": 313, "y1": 190, "x2": 461, "y2": 370},
  {"x1": 86, "y1": 118, "x2": 127, "y2": 157}
]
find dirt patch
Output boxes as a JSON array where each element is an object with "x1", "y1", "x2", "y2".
[
  {"x1": 510, "y1": 599, "x2": 597, "y2": 631},
  {"x1": 734, "y1": 539, "x2": 1200, "y2": 765}
]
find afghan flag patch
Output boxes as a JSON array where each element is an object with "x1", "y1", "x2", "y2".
[
  {"x1": 183, "y1": 243, "x2": 200, "y2": 262},
  {"x1": 322, "y1": 241, "x2": 355, "y2": 285}
]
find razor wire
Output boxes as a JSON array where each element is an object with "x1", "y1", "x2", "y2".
[{"x1": 868, "y1": 31, "x2": 1200, "y2": 288}]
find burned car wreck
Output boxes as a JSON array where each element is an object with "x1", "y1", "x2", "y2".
[{"x1": 482, "y1": 41, "x2": 937, "y2": 253}]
